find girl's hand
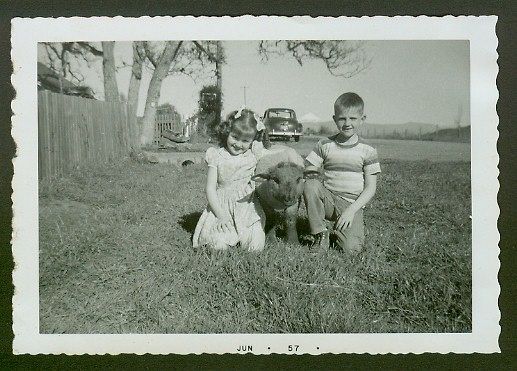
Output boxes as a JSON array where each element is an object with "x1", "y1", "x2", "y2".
[
  {"x1": 215, "y1": 217, "x2": 233, "y2": 234},
  {"x1": 335, "y1": 207, "x2": 356, "y2": 231}
]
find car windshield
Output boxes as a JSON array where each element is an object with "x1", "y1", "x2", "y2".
[{"x1": 268, "y1": 110, "x2": 293, "y2": 119}]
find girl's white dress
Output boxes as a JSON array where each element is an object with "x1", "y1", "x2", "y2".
[{"x1": 192, "y1": 141, "x2": 266, "y2": 251}]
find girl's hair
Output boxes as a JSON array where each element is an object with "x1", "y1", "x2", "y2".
[{"x1": 217, "y1": 108, "x2": 268, "y2": 147}]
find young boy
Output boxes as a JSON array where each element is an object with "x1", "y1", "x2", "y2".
[{"x1": 303, "y1": 92, "x2": 381, "y2": 253}]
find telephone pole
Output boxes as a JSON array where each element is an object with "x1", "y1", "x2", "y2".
[
  {"x1": 242, "y1": 85, "x2": 247, "y2": 106},
  {"x1": 215, "y1": 41, "x2": 223, "y2": 91}
]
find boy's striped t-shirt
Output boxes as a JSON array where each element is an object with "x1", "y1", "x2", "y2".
[{"x1": 305, "y1": 134, "x2": 381, "y2": 202}]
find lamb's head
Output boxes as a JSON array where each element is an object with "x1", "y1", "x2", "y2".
[{"x1": 252, "y1": 162, "x2": 308, "y2": 207}]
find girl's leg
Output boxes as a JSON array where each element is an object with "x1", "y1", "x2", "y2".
[
  {"x1": 207, "y1": 227, "x2": 239, "y2": 250},
  {"x1": 240, "y1": 222, "x2": 265, "y2": 252},
  {"x1": 209, "y1": 241, "x2": 231, "y2": 251}
]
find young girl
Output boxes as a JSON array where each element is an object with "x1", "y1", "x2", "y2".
[{"x1": 192, "y1": 108, "x2": 267, "y2": 251}]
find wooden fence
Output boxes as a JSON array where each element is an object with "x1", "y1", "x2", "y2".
[
  {"x1": 154, "y1": 112, "x2": 184, "y2": 144},
  {"x1": 38, "y1": 91, "x2": 138, "y2": 180}
]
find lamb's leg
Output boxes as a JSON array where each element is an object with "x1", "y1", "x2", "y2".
[
  {"x1": 265, "y1": 224, "x2": 277, "y2": 243},
  {"x1": 285, "y1": 203, "x2": 299, "y2": 244}
]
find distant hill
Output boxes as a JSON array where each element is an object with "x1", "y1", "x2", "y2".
[
  {"x1": 422, "y1": 126, "x2": 470, "y2": 143},
  {"x1": 303, "y1": 121, "x2": 437, "y2": 138},
  {"x1": 302, "y1": 120, "x2": 470, "y2": 143},
  {"x1": 299, "y1": 112, "x2": 321, "y2": 123},
  {"x1": 360, "y1": 122, "x2": 437, "y2": 137}
]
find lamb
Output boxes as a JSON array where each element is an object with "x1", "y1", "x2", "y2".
[{"x1": 252, "y1": 146, "x2": 319, "y2": 244}]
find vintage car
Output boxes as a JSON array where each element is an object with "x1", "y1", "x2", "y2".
[{"x1": 262, "y1": 108, "x2": 303, "y2": 142}]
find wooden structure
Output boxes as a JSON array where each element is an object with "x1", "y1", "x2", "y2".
[
  {"x1": 38, "y1": 91, "x2": 138, "y2": 179},
  {"x1": 154, "y1": 111, "x2": 185, "y2": 145}
]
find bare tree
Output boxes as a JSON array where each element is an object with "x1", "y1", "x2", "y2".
[
  {"x1": 41, "y1": 42, "x2": 91, "y2": 91},
  {"x1": 101, "y1": 41, "x2": 119, "y2": 102},
  {"x1": 139, "y1": 41, "x2": 184, "y2": 145},
  {"x1": 42, "y1": 40, "x2": 225, "y2": 145},
  {"x1": 258, "y1": 40, "x2": 370, "y2": 78},
  {"x1": 127, "y1": 41, "x2": 146, "y2": 116},
  {"x1": 192, "y1": 41, "x2": 225, "y2": 90},
  {"x1": 41, "y1": 42, "x2": 120, "y2": 100},
  {"x1": 134, "y1": 40, "x2": 224, "y2": 145}
]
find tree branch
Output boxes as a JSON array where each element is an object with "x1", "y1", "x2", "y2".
[
  {"x1": 193, "y1": 41, "x2": 217, "y2": 63},
  {"x1": 144, "y1": 42, "x2": 158, "y2": 68},
  {"x1": 258, "y1": 40, "x2": 370, "y2": 78},
  {"x1": 76, "y1": 42, "x2": 103, "y2": 57}
]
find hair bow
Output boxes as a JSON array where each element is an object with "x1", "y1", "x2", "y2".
[
  {"x1": 234, "y1": 105, "x2": 265, "y2": 131},
  {"x1": 234, "y1": 105, "x2": 246, "y2": 119}
]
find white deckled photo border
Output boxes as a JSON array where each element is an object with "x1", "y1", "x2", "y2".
[{"x1": 11, "y1": 15, "x2": 499, "y2": 354}]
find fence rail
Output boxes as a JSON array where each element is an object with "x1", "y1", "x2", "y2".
[{"x1": 38, "y1": 91, "x2": 138, "y2": 179}]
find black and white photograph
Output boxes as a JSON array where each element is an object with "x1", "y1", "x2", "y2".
[{"x1": 11, "y1": 16, "x2": 499, "y2": 354}]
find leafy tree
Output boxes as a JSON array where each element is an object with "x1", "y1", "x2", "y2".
[
  {"x1": 197, "y1": 85, "x2": 223, "y2": 139},
  {"x1": 156, "y1": 102, "x2": 179, "y2": 114}
]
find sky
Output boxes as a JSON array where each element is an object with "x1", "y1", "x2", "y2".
[{"x1": 38, "y1": 40, "x2": 470, "y2": 127}]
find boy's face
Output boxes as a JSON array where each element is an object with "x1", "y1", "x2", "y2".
[{"x1": 333, "y1": 105, "x2": 365, "y2": 140}]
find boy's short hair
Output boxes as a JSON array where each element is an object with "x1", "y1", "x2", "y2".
[{"x1": 334, "y1": 92, "x2": 364, "y2": 113}]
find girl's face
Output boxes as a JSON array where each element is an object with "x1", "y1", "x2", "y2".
[{"x1": 226, "y1": 130, "x2": 255, "y2": 156}]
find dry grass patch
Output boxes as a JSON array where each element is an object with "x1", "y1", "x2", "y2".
[{"x1": 39, "y1": 158, "x2": 471, "y2": 333}]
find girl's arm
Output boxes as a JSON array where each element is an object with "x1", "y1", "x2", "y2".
[{"x1": 206, "y1": 166, "x2": 229, "y2": 221}]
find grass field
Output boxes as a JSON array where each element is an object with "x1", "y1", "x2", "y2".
[
  {"x1": 39, "y1": 139, "x2": 471, "y2": 334},
  {"x1": 281, "y1": 135, "x2": 471, "y2": 162}
]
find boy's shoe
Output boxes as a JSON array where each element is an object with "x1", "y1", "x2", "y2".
[{"x1": 312, "y1": 230, "x2": 330, "y2": 250}]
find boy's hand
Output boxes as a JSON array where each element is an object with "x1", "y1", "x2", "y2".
[
  {"x1": 335, "y1": 207, "x2": 356, "y2": 231},
  {"x1": 215, "y1": 217, "x2": 233, "y2": 234}
]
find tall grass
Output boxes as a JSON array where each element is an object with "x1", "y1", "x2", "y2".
[{"x1": 39, "y1": 158, "x2": 471, "y2": 333}]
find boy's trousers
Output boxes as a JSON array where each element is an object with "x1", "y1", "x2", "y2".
[{"x1": 303, "y1": 179, "x2": 364, "y2": 253}]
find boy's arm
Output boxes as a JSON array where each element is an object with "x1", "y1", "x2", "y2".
[
  {"x1": 335, "y1": 173, "x2": 377, "y2": 230},
  {"x1": 304, "y1": 141, "x2": 325, "y2": 171},
  {"x1": 304, "y1": 159, "x2": 320, "y2": 172}
]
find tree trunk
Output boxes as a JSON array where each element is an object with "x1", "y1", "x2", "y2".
[
  {"x1": 127, "y1": 41, "x2": 145, "y2": 116},
  {"x1": 139, "y1": 41, "x2": 183, "y2": 146},
  {"x1": 102, "y1": 41, "x2": 119, "y2": 102}
]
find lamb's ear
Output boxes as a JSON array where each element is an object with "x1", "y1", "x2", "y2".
[
  {"x1": 251, "y1": 173, "x2": 270, "y2": 182},
  {"x1": 303, "y1": 169, "x2": 322, "y2": 179}
]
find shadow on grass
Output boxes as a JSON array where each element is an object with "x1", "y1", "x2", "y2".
[
  {"x1": 179, "y1": 212, "x2": 314, "y2": 246},
  {"x1": 295, "y1": 217, "x2": 313, "y2": 246},
  {"x1": 178, "y1": 212, "x2": 203, "y2": 234}
]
